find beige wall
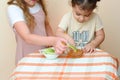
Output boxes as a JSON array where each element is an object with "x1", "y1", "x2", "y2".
[
  {"x1": 98, "y1": 0, "x2": 120, "y2": 59},
  {"x1": 0, "y1": 0, "x2": 120, "y2": 80},
  {"x1": 0, "y1": 0, "x2": 16, "y2": 80}
]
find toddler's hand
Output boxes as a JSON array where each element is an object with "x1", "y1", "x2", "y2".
[
  {"x1": 83, "y1": 43, "x2": 96, "y2": 53},
  {"x1": 67, "y1": 37, "x2": 75, "y2": 46},
  {"x1": 54, "y1": 37, "x2": 67, "y2": 54}
]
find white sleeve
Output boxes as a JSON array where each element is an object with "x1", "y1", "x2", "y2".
[
  {"x1": 95, "y1": 13, "x2": 104, "y2": 31},
  {"x1": 58, "y1": 12, "x2": 71, "y2": 31},
  {"x1": 7, "y1": 5, "x2": 25, "y2": 28}
]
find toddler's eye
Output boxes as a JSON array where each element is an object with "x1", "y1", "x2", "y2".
[
  {"x1": 84, "y1": 13, "x2": 91, "y2": 17},
  {"x1": 76, "y1": 13, "x2": 81, "y2": 16},
  {"x1": 85, "y1": 15, "x2": 90, "y2": 17},
  {"x1": 84, "y1": 15, "x2": 89, "y2": 17}
]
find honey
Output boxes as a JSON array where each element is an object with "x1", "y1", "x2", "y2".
[{"x1": 67, "y1": 49, "x2": 83, "y2": 58}]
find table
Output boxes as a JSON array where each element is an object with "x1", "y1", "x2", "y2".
[{"x1": 10, "y1": 49, "x2": 119, "y2": 80}]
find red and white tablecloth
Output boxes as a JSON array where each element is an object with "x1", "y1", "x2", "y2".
[{"x1": 10, "y1": 49, "x2": 119, "y2": 80}]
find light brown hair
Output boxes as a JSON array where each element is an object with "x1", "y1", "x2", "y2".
[{"x1": 7, "y1": 0, "x2": 47, "y2": 31}]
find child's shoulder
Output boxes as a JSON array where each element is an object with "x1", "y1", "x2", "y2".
[
  {"x1": 90, "y1": 12, "x2": 101, "y2": 20},
  {"x1": 64, "y1": 11, "x2": 72, "y2": 15},
  {"x1": 62, "y1": 11, "x2": 72, "y2": 19},
  {"x1": 7, "y1": 5, "x2": 22, "y2": 12},
  {"x1": 91, "y1": 12, "x2": 100, "y2": 18}
]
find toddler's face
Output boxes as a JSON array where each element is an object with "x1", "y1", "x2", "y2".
[
  {"x1": 24, "y1": 0, "x2": 37, "y2": 7},
  {"x1": 72, "y1": 5, "x2": 92, "y2": 23}
]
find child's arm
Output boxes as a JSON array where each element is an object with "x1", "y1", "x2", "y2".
[
  {"x1": 14, "y1": 21, "x2": 67, "y2": 54},
  {"x1": 91, "y1": 28, "x2": 105, "y2": 47},
  {"x1": 45, "y1": 18, "x2": 54, "y2": 36},
  {"x1": 84, "y1": 28, "x2": 105, "y2": 53},
  {"x1": 14, "y1": 21, "x2": 64, "y2": 46},
  {"x1": 56, "y1": 27, "x2": 75, "y2": 45}
]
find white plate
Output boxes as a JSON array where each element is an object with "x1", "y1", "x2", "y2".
[{"x1": 39, "y1": 48, "x2": 59, "y2": 59}]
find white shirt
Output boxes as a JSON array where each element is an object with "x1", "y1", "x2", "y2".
[
  {"x1": 7, "y1": 3, "x2": 41, "y2": 27},
  {"x1": 58, "y1": 11, "x2": 103, "y2": 48}
]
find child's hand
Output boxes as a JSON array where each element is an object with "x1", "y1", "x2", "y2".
[
  {"x1": 83, "y1": 43, "x2": 96, "y2": 53},
  {"x1": 54, "y1": 37, "x2": 67, "y2": 54},
  {"x1": 67, "y1": 37, "x2": 75, "y2": 46}
]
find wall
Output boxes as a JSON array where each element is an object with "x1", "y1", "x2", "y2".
[
  {"x1": 0, "y1": 0, "x2": 120, "y2": 80},
  {"x1": 45, "y1": 0, "x2": 71, "y2": 31},
  {"x1": 0, "y1": 0, "x2": 16, "y2": 80},
  {"x1": 98, "y1": 0, "x2": 120, "y2": 59}
]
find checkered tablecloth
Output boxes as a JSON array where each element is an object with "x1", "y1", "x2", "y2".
[{"x1": 10, "y1": 49, "x2": 119, "y2": 80}]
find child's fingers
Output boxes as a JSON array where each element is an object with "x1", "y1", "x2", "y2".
[
  {"x1": 83, "y1": 47, "x2": 94, "y2": 53},
  {"x1": 55, "y1": 48, "x2": 64, "y2": 54},
  {"x1": 89, "y1": 48, "x2": 94, "y2": 53}
]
